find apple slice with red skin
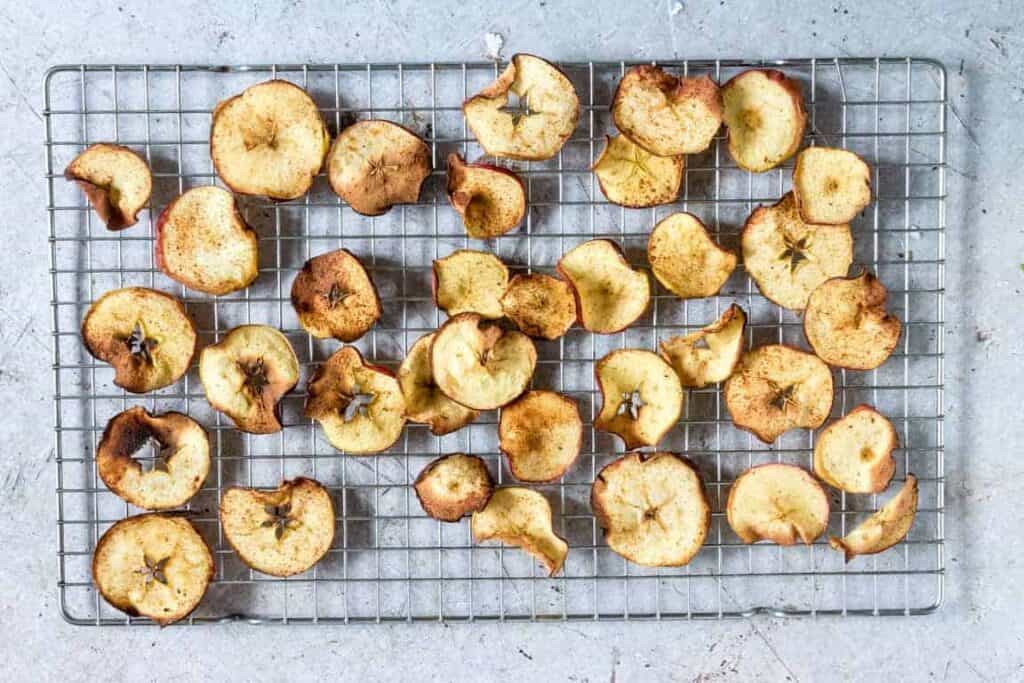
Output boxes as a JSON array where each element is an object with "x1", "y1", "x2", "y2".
[{"x1": 446, "y1": 153, "x2": 526, "y2": 238}]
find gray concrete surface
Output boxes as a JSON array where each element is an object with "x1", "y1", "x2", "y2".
[{"x1": 0, "y1": 0, "x2": 1021, "y2": 680}]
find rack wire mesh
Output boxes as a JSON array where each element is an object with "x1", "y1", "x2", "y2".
[{"x1": 45, "y1": 57, "x2": 945, "y2": 624}]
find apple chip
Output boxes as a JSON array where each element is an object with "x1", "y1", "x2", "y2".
[
  {"x1": 595, "y1": 349, "x2": 683, "y2": 449},
  {"x1": 592, "y1": 134, "x2": 684, "y2": 208},
  {"x1": 804, "y1": 271, "x2": 902, "y2": 370},
  {"x1": 65, "y1": 143, "x2": 152, "y2": 230},
  {"x1": 724, "y1": 344, "x2": 833, "y2": 443},
  {"x1": 471, "y1": 487, "x2": 569, "y2": 576},
  {"x1": 659, "y1": 304, "x2": 747, "y2": 388},
  {"x1": 431, "y1": 313, "x2": 536, "y2": 410},
  {"x1": 398, "y1": 333, "x2": 478, "y2": 436},
  {"x1": 499, "y1": 390, "x2": 582, "y2": 483},
  {"x1": 500, "y1": 273, "x2": 577, "y2": 340},
  {"x1": 612, "y1": 67, "x2": 722, "y2": 156},
  {"x1": 155, "y1": 185, "x2": 259, "y2": 296},
  {"x1": 721, "y1": 69, "x2": 806, "y2": 172},
  {"x1": 82, "y1": 287, "x2": 197, "y2": 394},
  {"x1": 93, "y1": 513, "x2": 213, "y2": 625},
  {"x1": 648, "y1": 212, "x2": 737, "y2": 299},
  {"x1": 414, "y1": 453, "x2": 494, "y2": 522},
  {"x1": 221, "y1": 478, "x2": 335, "y2": 577},
  {"x1": 814, "y1": 405, "x2": 897, "y2": 494},
  {"x1": 290, "y1": 248, "x2": 381, "y2": 342},
  {"x1": 433, "y1": 250, "x2": 509, "y2": 320},
  {"x1": 446, "y1": 153, "x2": 526, "y2": 238},
  {"x1": 592, "y1": 452, "x2": 710, "y2": 567},
  {"x1": 97, "y1": 407, "x2": 210, "y2": 510},
  {"x1": 305, "y1": 346, "x2": 406, "y2": 454},
  {"x1": 463, "y1": 53, "x2": 580, "y2": 160},
  {"x1": 830, "y1": 475, "x2": 919, "y2": 562},
  {"x1": 328, "y1": 120, "x2": 432, "y2": 216},
  {"x1": 199, "y1": 325, "x2": 299, "y2": 434},
  {"x1": 210, "y1": 80, "x2": 330, "y2": 200},
  {"x1": 793, "y1": 146, "x2": 872, "y2": 225},
  {"x1": 557, "y1": 239, "x2": 650, "y2": 334},
  {"x1": 741, "y1": 192, "x2": 853, "y2": 310},
  {"x1": 726, "y1": 464, "x2": 830, "y2": 545}
]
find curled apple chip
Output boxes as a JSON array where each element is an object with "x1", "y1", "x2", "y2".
[
  {"x1": 830, "y1": 475, "x2": 919, "y2": 562},
  {"x1": 446, "y1": 153, "x2": 526, "y2": 238},
  {"x1": 612, "y1": 67, "x2": 722, "y2": 156},
  {"x1": 290, "y1": 248, "x2": 381, "y2": 342},
  {"x1": 199, "y1": 325, "x2": 299, "y2": 434},
  {"x1": 155, "y1": 186, "x2": 259, "y2": 296},
  {"x1": 648, "y1": 212, "x2": 737, "y2": 299},
  {"x1": 433, "y1": 250, "x2": 509, "y2": 320},
  {"x1": 592, "y1": 134, "x2": 683, "y2": 208},
  {"x1": 305, "y1": 346, "x2": 406, "y2": 454},
  {"x1": 726, "y1": 464, "x2": 830, "y2": 545},
  {"x1": 793, "y1": 146, "x2": 871, "y2": 225},
  {"x1": 499, "y1": 390, "x2": 582, "y2": 483},
  {"x1": 97, "y1": 407, "x2": 210, "y2": 510},
  {"x1": 210, "y1": 80, "x2": 330, "y2": 200},
  {"x1": 221, "y1": 478, "x2": 335, "y2": 577},
  {"x1": 93, "y1": 513, "x2": 213, "y2": 625},
  {"x1": 500, "y1": 273, "x2": 577, "y2": 340},
  {"x1": 595, "y1": 349, "x2": 683, "y2": 449},
  {"x1": 814, "y1": 405, "x2": 897, "y2": 494},
  {"x1": 724, "y1": 344, "x2": 833, "y2": 444},
  {"x1": 414, "y1": 453, "x2": 494, "y2": 522},
  {"x1": 471, "y1": 487, "x2": 569, "y2": 576},
  {"x1": 557, "y1": 239, "x2": 650, "y2": 334},
  {"x1": 804, "y1": 271, "x2": 902, "y2": 370},
  {"x1": 65, "y1": 143, "x2": 152, "y2": 230},
  {"x1": 741, "y1": 192, "x2": 853, "y2": 310},
  {"x1": 82, "y1": 287, "x2": 197, "y2": 394},
  {"x1": 328, "y1": 120, "x2": 432, "y2": 216},
  {"x1": 431, "y1": 313, "x2": 537, "y2": 411},
  {"x1": 592, "y1": 452, "x2": 710, "y2": 567},
  {"x1": 463, "y1": 53, "x2": 580, "y2": 161},
  {"x1": 398, "y1": 333, "x2": 478, "y2": 436},
  {"x1": 721, "y1": 69, "x2": 806, "y2": 172},
  {"x1": 660, "y1": 304, "x2": 747, "y2": 388}
]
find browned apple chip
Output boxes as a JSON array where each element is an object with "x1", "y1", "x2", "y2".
[
  {"x1": 414, "y1": 453, "x2": 494, "y2": 522},
  {"x1": 814, "y1": 404, "x2": 897, "y2": 494},
  {"x1": 829, "y1": 475, "x2": 919, "y2": 562},
  {"x1": 446, "y1": 153, "x2": 526, "y2": 238},
  {"x1": 648, "y1": 212, "x2": 737, "y2": 299},
  {"x1": 721, "y1": 69, "x2": 806, "y2": 172},
  {"x1": 726, "y1": 464, "x2": 830, "y2": 545},
  {"x1": 432, "y1": 250, "x2": 510, "y2": 320},
  {"x1": 500, "y1": 273, "x2": 577, "y2": 340},
  {"x1": 659, "y1": 304, "x2": 747, "y2": 388},
  {"x1": 592, "y1": 134, "x2": 684, "y2": 208},
  {"x1": 499, "y1": 390, "x2": 582, "y2": 483},
  {"x1": 557, "y1": 239, "x2": 650, "y2": 334},
  {"x1": 290, "y1": 248, "x2": 381, "y2": 342},
  {"x1": 398, "y1": 333, "x2": 478, "y2": 436},
  {"x1": 471, "y1": 487, "x2": 569, "y2": 576},
  {"x1": 793, "y1": 146, "x2": 872, "y2": 225},
  {"x1": 65, "y1": 143, "x2": 152, "y2": 230},
  {"x1": 594, "y1": 349, "x2": 683, "y2": 449}
]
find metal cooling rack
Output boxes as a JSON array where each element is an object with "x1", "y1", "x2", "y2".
[{"x1": 45, "y1": 58, "x2": 945, "y2": 624}]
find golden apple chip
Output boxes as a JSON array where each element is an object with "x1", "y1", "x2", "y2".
[
  {"x1": 471, "y1": 487, "x2": 569, "y2": 576},
  {"x1": 726, "y1": 464, "x2": 830, "y2": 545},
  {"x1": 592, "y1": 134, "x2": 683, "y2": 208},
  {"x1": 660, "y1": 304, "x2": 747, "y2": 388},
  {"x1": 721, "y1": 69, "x2": 806, "y2": 172},
  {"x1": 648, "y1": 212, "x2": 737, "y2": 299},
  {"x1": 595, "y1": 349, "x2": 683, "y2": 449}
]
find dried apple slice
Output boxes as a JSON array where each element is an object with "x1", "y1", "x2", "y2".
[
  {"x1": 804, "y1": 271, "x2": 902, "y2": 370},
  {"x1": 92, "y1": 513, "x2": 213, "y2": 625},
  {"x1": 659, "y1": 304, "x2": 747, "y2": 388},
  {"x1": 741, "y1": 192, "x2": 853, "y2": 310},
  {"x1": 471, "y1": 487, "x2": 569, "y2": 576},
  {"x1": 500, "y1": 273, "x2": 577, "y2": 340},
  {"x1": 724, "y1": 344, "x2": 833, "y2": 444},
  {"x1": 155, "y1": 185, "x2": 259, "y2": 295},
  {"x1": 430, "y1": 313, "x2": 537, "y2": 411},
  {"x1": 290, "y1": 248, "x2": 381, "y2": 342},
  {"x1": 557, "y1": 239, "x2": 650, "y2": 334},
  {"x1": 830, "y1": 475, "x2": 919, "y2": 562},
  {"x1": 398, "y1": 333, "x2": 478, "y2": 436},
  {"x1": 198, "y1": 325, "x2": 299, "y2": 434},
  {"x1": 432, "y1": 250, "x2": 509, "y2": 320},
  {"x1": 414, "y1": 453, "x2": 494, "y2": 522},
  {"x1": 220, "y1": 478, "x2": 335, "y2": 577},
  {"x1": 726, "y1": 464, "x2": 830, "y2": 545},
  {"x1": 81, "y1": 287, "x2": 197, "y2": 394},
  {"x1": 612, "y1": 66, "x2": 722, "y2": 156},
  {"x1": 327, "y1": 120, "x2": 432, "y2": 216},
  {"x1": 592, "y1": 134, "x2": 683, "y2": 208},
  {"x1": 446, "y1": 153, "x2": 526, "y2": 238},
  {"x1": 499, "y1": 390, "x2": 582, "y2": 483},
  {"x1": 814, "y1": 405, "x2": 897, "y2": 494},
  {"x1": 721, "y1": 69, "x2": 806, "y2": 172},
  {"x1": 648, "y1": 212, "x2": 737, "y2": 299},
  {"x1": 210, "y1": 80, "x2": 330, "y2": 200},
  {"x1": 793, "y1": 146, "x2": 872, "y2": 225},
  {"x1": 304, "y1": 346, "x2": 406, "y2": 454},
  {"x1": 595, "y1": 349, "x2": 683, "y2": 449},
  {"x1": 463, "y1": 53, "x2": 580, "y2": 161},
  {"x1": 65, "y1": 143, "x2": 152, "y2": 230}
]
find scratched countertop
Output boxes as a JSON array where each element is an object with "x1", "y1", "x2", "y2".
[{"x1": 1, "y1": 1, "x2": 1020, "y2": 680}]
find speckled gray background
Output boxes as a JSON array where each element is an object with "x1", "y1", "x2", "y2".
[{"x1": 1, "y1": 0, "x2": 1021, "y2": 680}]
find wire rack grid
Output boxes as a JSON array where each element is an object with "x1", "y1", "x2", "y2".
[{"x1": 44, "y1": 57, "x2": 945, "y2": 625}]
